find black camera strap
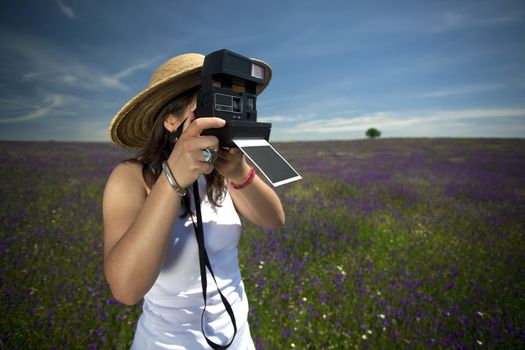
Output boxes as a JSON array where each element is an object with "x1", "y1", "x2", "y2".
[{"x1": 191, "y1": 181, "x2": 237, "y2": 349}]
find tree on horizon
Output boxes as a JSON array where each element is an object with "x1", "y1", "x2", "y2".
[{"x1": 366, "y1": 128, "x2": 381, "y2": 139}]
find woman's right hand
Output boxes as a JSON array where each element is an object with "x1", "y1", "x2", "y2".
[{"x1": 166, "y1": 117, "x2": 226, "y2": 189}]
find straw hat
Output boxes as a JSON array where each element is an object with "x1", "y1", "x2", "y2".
[{"x1": 109, "y1": 52, "x2": 272, "y2": 151}]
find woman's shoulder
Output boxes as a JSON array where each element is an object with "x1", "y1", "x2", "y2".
[
  {"x1": 110, "y1": 160, "x2": 143, "y2": 179},
  {"x1": 105, "y1": 160, "x2": 148, "y2": 195}
]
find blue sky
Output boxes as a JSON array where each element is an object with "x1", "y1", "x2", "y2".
[{"x1": 1, "y1": 0, "x2": 524, "y2": 142}]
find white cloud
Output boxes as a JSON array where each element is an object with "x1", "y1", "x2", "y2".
[
  {"x1": 357, "y1": 9, "x2": 523, "y2": 36},
  {"x1": 113, "y1": 61, "x2": 155, "y2": 81},
  {"x1": 54, "y1": 0, "x2": 76, "y2": 19},
  {"x1": 417, "y1": 84, "x2": 506, "y2": 98},
  {"x1": 258, "y1": 115, "x2": 304, "y2": 123},
  {"x1": 0, "y1": 94, "x2": 72, "y2": 123},
  {"x1": 2, "y1": 31, "x2": 154, "y2": 92},
  {"x1": 20, "y1": 61, "x2": 131, "y2": 92},
  {"x1": 434, "y1": 12, "x2": 466, "y2": 32},
  {"x1": 0, "y1": 32, "x2": 158, "y2": 129},
  {"x1": 284, "y1": 107, "x2": 525, "y2": 134},
  {"x1": 75, "y1": 118, "x2": 111, "y2": 142},
  {"x1": 430, "y1": 10, "x2": 523, "y2": 33}
]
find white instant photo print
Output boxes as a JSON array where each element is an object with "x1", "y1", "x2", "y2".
[{"x1": 233, "y1": 139, "x2": 302, "y2": 187}]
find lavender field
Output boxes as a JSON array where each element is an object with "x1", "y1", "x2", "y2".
[{"x1": 1, "y1": 138, "x2": 524, "y2": 349}]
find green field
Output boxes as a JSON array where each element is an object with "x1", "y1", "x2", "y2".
[{"x1": 1, "y1": 139, "x2": 524, "y2": 349}]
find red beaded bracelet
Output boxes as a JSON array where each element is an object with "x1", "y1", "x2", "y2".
[{"x1": 232, "y1": 166, "x2": 256, "y2": 190}]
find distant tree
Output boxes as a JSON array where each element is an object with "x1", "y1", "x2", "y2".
[{"x1": 366, "y1": 128, "x2": 381, "y2": 139}]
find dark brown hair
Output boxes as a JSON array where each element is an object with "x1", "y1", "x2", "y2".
[{"x1": 127, "y1": 86, "x2": 225, "y2": 216}]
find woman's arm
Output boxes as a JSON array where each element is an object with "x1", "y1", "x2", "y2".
[
  {"x1": 215, "y1": 148, "x2": 285, "y2": 229},
  {"x1": 103, "y1": 117, "x2": 225, "y2": 305},
  {"x1": 103, "y1": 162, "x2": 182, "y2": 305}
]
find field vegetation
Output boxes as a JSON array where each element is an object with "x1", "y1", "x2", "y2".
[{"x1": 1, "y1": 139, "x2": 524, "y2": 349}]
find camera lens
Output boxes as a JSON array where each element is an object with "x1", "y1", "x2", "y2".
[{"x1": 232, "y1": 97, "x2": 242, "y2": 113}]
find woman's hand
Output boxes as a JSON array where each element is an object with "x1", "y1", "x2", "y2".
[
  {"x1": 220, "y1": 147, "x2": 286, "y2": 229},
  {"x1": 166, "y1": 117, "x2": 225, "y2": 189},
  {"x1": 214, "y1": 147, "x2": 250, "y2": 183}
]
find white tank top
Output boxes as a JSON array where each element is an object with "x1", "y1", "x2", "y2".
[{"x1": 131, "y1": 177, "x2": 254, "y2": 349}]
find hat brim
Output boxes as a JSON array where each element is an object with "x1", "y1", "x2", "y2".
[{"x1": 109, "y1": 58, "x2": 272, "y2": 151}]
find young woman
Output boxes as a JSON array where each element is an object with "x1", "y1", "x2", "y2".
[{"x1": 103, "y1": 53, "x2": 285, "y2": 349}]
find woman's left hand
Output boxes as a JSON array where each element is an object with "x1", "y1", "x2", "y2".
[
  {"x1": 214, "y1": 148, "x2": 250, "y2": 183},
  {"x1": 215, "y1": 147, "x2": 286, "y2": 229}
]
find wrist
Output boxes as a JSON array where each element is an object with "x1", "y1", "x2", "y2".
[
  {"x1": 162, "y1": 161, "x2": 186, "y2": 196},
  {"x1": 231, "y1": 166, "x2": 256, "y2": 190},
  {"x1": 229, "y1": 162, "x2": 251, "y2": 184}
]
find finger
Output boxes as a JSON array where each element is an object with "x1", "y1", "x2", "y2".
[
  {"x1": 213, "y1": 155, "x2": 228, "y2": 166},
  {"x1": 218, "y1": 148, "x2": 243, "y2": 163},
  {"x1": 229, "y1": 147, "x2": 240, "y2": 155},
  {"x1": 181, "y1": 135, "x2": 219, "y2": 154},
  {"x1": 183, "y1": 117, "x2": 226, "y2": 137},
  {"x1": 190, "y1": 150, "x2": 215, "y2": 170},
  {"x1": 198, "y1": 135, "x2": 220, "y2": 151},
  {"x1": 216, "y1": 148, "x2": 232, "y2": 160},
  {"x1": 200, "y1": 149, "x2": 219, "y2": 164},
  {"x1": 201, "y1": 162, "x2": 215, "y2": 175}
]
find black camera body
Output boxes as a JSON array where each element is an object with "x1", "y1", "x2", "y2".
[{"x1": 195, "y1": 49, "x2": 271, "y2": 147}]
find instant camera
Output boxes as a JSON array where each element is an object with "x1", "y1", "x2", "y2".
[{"x1": 195, "y1": 49, "x2": 272, "y2": 147}]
